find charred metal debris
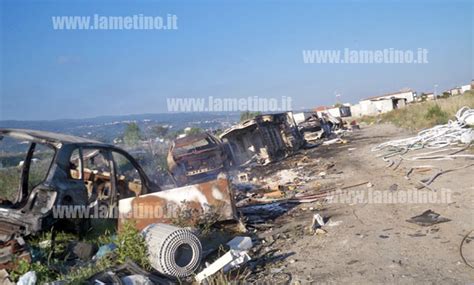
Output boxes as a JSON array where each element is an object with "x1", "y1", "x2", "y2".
[{"x1": 0, "y1": 110, "x2": 354, "y2": 283}]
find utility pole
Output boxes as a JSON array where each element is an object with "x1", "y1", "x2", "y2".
[
  {"x1": 335, "y1": 91, "x2": 341, "y2": 106},
  {"x1": 434, "y1": 84, "x2": 438, "y2": 102}
]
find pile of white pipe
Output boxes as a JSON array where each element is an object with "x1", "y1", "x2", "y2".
[
  {"x1": 142, "y1": 223, "x2": 202, "y2": 278},
  {"x1": 372, "y1": 106, "x2": 474, "y2": 152}
]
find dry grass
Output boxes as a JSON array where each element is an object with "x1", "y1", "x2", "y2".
[{"x1": 360, "y1": 91, "x2": 474, "y2": 130}]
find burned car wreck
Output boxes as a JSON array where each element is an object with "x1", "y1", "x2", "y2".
[
  {"x1": 0, "y1": 129, "x2": 237, "y2": 268},
  {"x1": 167, "y1": 132, "x2": 229, "y2": 186}
]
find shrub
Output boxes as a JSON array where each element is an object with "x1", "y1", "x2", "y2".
[
  {"x1": 115, "y1": 221, "x2": 151, "y2": 270},
  {"x1": 425, "y1": 104, "x2": 449, "y2": 124}
]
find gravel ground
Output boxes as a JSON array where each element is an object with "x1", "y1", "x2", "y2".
[{"x1": 248, "y1": 124, "x2": 474, "y2": 284}]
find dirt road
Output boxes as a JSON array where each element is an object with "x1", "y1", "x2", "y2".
[{"x1": 250, "y1": 124, "x2": 474, "y2": 284}]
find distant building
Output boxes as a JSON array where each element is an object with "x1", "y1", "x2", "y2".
[
  {"x1": 313, "y1": 105, "x2": 351, "y2": 118},
  {"x1": 425, "y1": 92, "x2": 436, "y2": 100},
  {"x1": 350, "y1": 104, "x2": 363, "y2": 117},
  {"x1": 461, "y1": 84, "x2": 472, "y2": 93},
  {"x1": 359, "y1": 99, "x2": 393, "y2": 115},
  {"x1": 363, "y1": 90, "x2": 416, "y2": 103},
  {"x1": 358, "y1": 90, "x2": 413, "y2": 116},
  {"x1": 450, "y1": 87, "x2": 462, "y2": 95}
]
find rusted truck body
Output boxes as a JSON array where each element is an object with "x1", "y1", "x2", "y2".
[
  {"x1": 167, "y1": 133, "x2": 229, "y2": 186},
  {"x1": 220, "y1": 112, "x2": 304, "y2": 166},
  {"x1": 0, "y1": 129, "x2": 236, "y2": 267}
]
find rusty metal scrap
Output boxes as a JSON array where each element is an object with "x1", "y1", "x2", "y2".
[
  {"x1": 0, "y1": 238, "x2": 31, "y2": 270},
  {"x1": 118, "y1": 176, "x2": 237, "y2": 231}
]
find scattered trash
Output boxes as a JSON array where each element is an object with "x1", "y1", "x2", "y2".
[
  {"x1": 93, "y1": 243, "x2": 118, "y2": 260},
  {"x1": 416, "y1": 164, "x2": 474, "y2": 191},
  {"x1": 311, "y1": 213, "x2": 325, "y2": 230},
  {"x1": 460, "y1": 132, "x2": 473, "y2": 144},
  {"x1": 195, "y1": 249, "x2": 251, "y2": 283},
  {"x1": 227, "y1": 236, "x2": 253, "y2": 251},
  {"x1": 121, "y1": 274, "x2": 153, "y2": 285},
  {"x1": 239, "y1": 203, "x2": 288, "y2": 224},
  {"x1": 372, "y1": 107, "x2": 474, "y2": 159},
  {"x1": 142, "y1": 223, "x2": 202, "y2": 278},
  {"x1": 406, "y1": 210, "x2": 451, "y2": 226},
  {"x1": 237, "y1": 172, "x2": 250, "y2": 183},
  {"x1": 194, "y1": 237, "x2": 253, "y2": 282},
  {"x1": 326, "y1": 220, "x2": 343, "y2": 227},
  {"x1": 68, "y1": 241, "x2": 98, "y2": 261},
  {"x1": 262, "y1": 190, "x2": 285, "y2": 199},
  {"x1": 264, "y1": 169, "x2": 299, "y2": 189},
  {"x1": 0, "y1": 269, "x2": 14, "y2": 285},
  {"x1": 0, "y1": 238, "x2": 31, "y2": 270},
  {"x1": 38, "y1": 240, "x2": 52, "y2": 249},
  {"x1": 88, "y1": 261, "x2": 173, "y2": 285},
  {"x1": 314, "y1": 228, "x2": 327, "y2": 236},
  {"x1": 323, "y1": 138, "x2": 347, "y2": 145},
  {"x1": 17, "y1": 271, "x2": 37, "y2": 285}
]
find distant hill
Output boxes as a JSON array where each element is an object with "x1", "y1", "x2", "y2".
[{"x1": 0, "y1": 112, "x2": 240, "y2": 143}]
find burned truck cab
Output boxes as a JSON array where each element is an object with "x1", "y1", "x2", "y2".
[{"x1": 167, "y1": 132, "x2": 229, "y2": 186}]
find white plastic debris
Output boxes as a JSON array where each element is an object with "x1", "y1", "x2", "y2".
[
  {"x1": 195, "y1": 250, "x2": 251, "y2": 283},
  {"x1": 227, "y1": 236, "x2": 253, "y2": 251},
  {"x1": 121, "y1": 275, "x2": 153, "y2": 285},
  {"x1": 457, "y1": 106, "x2": 474, "y2": 126},
  {"x1": 327, "y1": 220, "x2": 343, "y2": 227},
  {"x1": 372, "y1": 107, "x2": 474, "y2": 151},
  {"x1": 17, "y1": 271, "x2": 37, "y2": 285},
  {"x1": 312, "y1": 213, "x2": 325, "y2": 228},
  {"x1": 460, "y1": 130, "x2": 473, "y2": 144},
  {"x1": 195, "y1": 236, "x2": 253, "y2": 283},
  {"x1": 323, "y1": 138, "x2": 344, "y2": 145},
  {"x1": 38, "y1": 240, "x2": 52, "y2": 249}
]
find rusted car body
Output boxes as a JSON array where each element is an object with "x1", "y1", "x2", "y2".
[
  {"x1": 0, "y1": 129, "x2": 236, "y2": 267},
  {"x1": 167, "y1": 133, "x2": 228, "y2": 186},
  {"x1": 220, "y1": 112, "x2": 304, "y2": 166}
]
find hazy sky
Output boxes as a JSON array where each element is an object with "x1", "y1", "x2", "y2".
[{"x1": 1, "y1": 0, "x2": 472, "y2": 120}]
